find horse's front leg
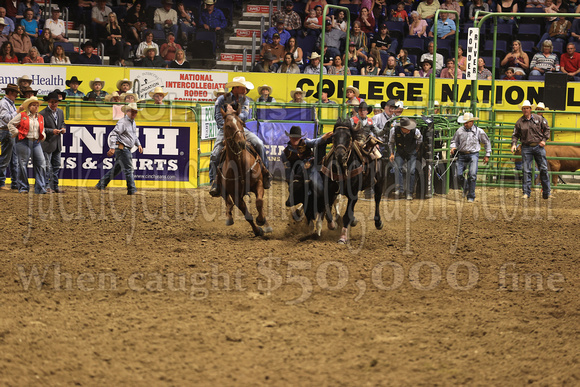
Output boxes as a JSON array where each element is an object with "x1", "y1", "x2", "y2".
[
  {"x1": 339, "y1": 196, "x2": 358, "y2": 244},
  {"x1": 225, "y1": 193, "x2": 235, "y2": 226},
  {"x1": 374, "y1": 174, "x2": 385, "y2": 230},
  {"x1": 254, "y1": 176, "x2": 272, "y2": 233},
  {"x1": 234, "y1": 192, "x2": 263, "y2": 237}
]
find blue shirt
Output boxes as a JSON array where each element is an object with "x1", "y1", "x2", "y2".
[
  {"x1": 64, "y1": 89, "x2": 85, "y2": 98},
  {"x1": 199, "y1": 8, "x2": 227, "y2": 30},
  {"x1": 0, "y1": 96, "x2": 17, "y2": 127},
  {"x1": 109, "y1": 115, "x2": 141, "y2": 149},
  {"x1": 76, "y1": 54, "x2": 102, "y2": 65},
  {"x1": 20, "y1": 19, "x2": 38, "y2": 35},
  {"x1": 435, "y1": 18, "x2": 456, "y2": 38},
  {"x1": 262, "y1": 27, "x2": 291, "y2": 45},
  {"x1": 2, "y1": 18, "x2": 14, "y2": 35},
  {"x1": 214, "y1": 92, "x2": 250, "y2": 130}
]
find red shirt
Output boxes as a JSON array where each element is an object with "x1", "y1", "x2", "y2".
[{"x1": 561, "y1": 52, "x2": 580, "y2": 73}]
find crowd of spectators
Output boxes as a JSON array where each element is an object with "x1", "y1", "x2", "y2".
[{"x1": 253, "y1": 0, "x2": 580, "y2": 81}]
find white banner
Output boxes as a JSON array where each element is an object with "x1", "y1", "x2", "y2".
[
  {"x1": 129, "y1": 69, "x2": 228, "y2": 103},
  {"x1": 201, "y1": 105, "x2": 218, "y2": 140},
  {"x1": 465, "y1": 28, "x2": 480, "y2": 81},
  {"x1": 0, "y1": 66, "x2": 67, "y2": 95}
]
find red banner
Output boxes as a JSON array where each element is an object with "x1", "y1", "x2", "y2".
[
  {"x1": 236, "y1": 29, "x2": 260, "y2": 38},
  {"x1": 246, "y1": 5, "x2": 277, "y2": 13},
  {"x1": 220, "y1": 53, "x2": 252, "y2": 62}
]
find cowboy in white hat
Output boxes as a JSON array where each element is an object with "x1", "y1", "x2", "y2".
[
  {"x1": 535, "y1": 102, "x2": 548, "y2": 117},
  {"x1": 120, "y1": 92, "x2": 141, "y2": 103},
  {"x1": 209, "y1": 76, "x2": 270, "y2": 197},
  {"x1": 0, "y1": 83, "x2": 20, "y2": 190},
  {"x1": 257, "y1": 84, "x2": 276, "y2": 103},
  {"x1": 17, "y1": 75, "x2": 32, "y2": 90},
  {"x1": 394, "y1": 100, "x2": 405, "y2": 116},
  {"x1": 450, "y1": 112, "x2": 491, "y2": 202},
  {"x1": 304, "y1": 51, "x2": 327, "y2": 75},
  {"x1": 84, "y1": 77, "x2": 109, "y2": 102},
  {"x1": 433, "y1": 100, "x2": 440, "y2": 114},
  {"x1": 373, "y1": 103, "x2": 382, "y2": 116},
  {"x1": 96, "y1": 103, "x2": 144, "y2": 195},
  {"x1": 116, "y1": 78, "x2": 132, "y2": 94},
  {"x1": 213, "y1": 88, "x2": 226, "y2": 99},
  {"x1": 148, "y1": 86, "x2": 168, "y2": 105},
  {"x1": 290, "y1": 87, "x2": 305, "y2": 103},
  {"x1": 345, "y1": 85, "x2": 363, "y2": 105},
  {"x1": 388, "y1": 117, "x2": 422, "y2": 200},
  {"x1": 8, "y1": 96, "x2": 48, "y2": 194},
  {"x1": 511, "y1": 100, "x2": 551, "y2": 199}
]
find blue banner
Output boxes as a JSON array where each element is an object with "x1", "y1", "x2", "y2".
[{"x1": 255, "y1": 107, "x2": 315, "y2": 121}]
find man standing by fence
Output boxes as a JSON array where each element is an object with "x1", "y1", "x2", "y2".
[{"x1": 511, "y1": 100, "x2": 551, "y2": 199}]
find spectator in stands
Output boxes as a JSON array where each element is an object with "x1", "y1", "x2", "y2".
[
  {"x1": 278, "y1": 52, "x2": 300, "y2": 73},
  {"x1": 332, "y1": 10, "x2": 348, "y2": 33},
  {"x1": 116, "y1": 79, "x2": 132, "y2": 95},
  {"x1": 257, "y1": 84, "x2": 276, "y2": 102},
  {"x1": 213, "y1": 88, "x2": 225, "y2": 100},
  {"x1": 328, "y1": 54, "x2": 350, "y2": 75},
  {"x1": 254, "y1": 51, "x2": 277, "y2": 72},
  {"x1": 346, "y1": 85, "x2": 364, "y2": 105},
  {"x1": 396, "y1": 49, "x2": 415, "y2": 75},
  {"x1": 409, "y1": 11, "x2": 428, "y2": 38},
  {"x1": 304, "y1": 52, "x2": 328, "y2": 74},
  {"x1": 317, "y1": 17, "x2": 345, "y2": 58},
  {"x1": 160, "y1": 32, "x2": 182, "y2": 63},
  {"x1": 0, "y1": 41, "x2": 18, "y2": 63},
  {"x1": 125, "y1": 2, "x2": 147, "y2": 46},
  {"x1": 456, "y1": 45, "x2": 466, "y2": 72},
  {"x1": 10, "y1": 25, "x2": 32, "y2": 56},
  {"x1": 142, "y1": 47, "x2": 167, "y2": 68},
  {"x1": 414, "y1": 59, "x2": 433, "y2": 77},
  {"x1": 273, "y1": 1, "x2": 302, "y2": 37},
  {"x1": 347, "y1": 41, "x2": 363, "y2": 74},
  {"x1": 264, "y1": 17, "x2": 291, "y2": 46},
  {"x1": 469, "y1": 0, "x2": 489, "y2": 21},
  {"x1": 371, "y1": 23, "x2": 392, "y2": 66},
  {"x1": 286, "y1": 36, "x2": 303, "y2": 65},
  {"x1": 18, "y1": 75, "x2": 33, "y2": 90},
  {"x1": 561, "y1": 42, "x2": 580, "y2": 80},
  {"x1": 571, "y1": 14, "x2": 580, "y2": 42},
  {"x1": 169, "y1": 48, "x2": 190, "y2": 68},
  {"x1": 322, "y1": 45, "x2": 334, "y2": 67},
  {"x1": 199, "y1": 0, "x2": 227, "y2": 50},
  {"x1": 361, "y1": 55, "x2": 381, "y2": 75},
  {"x1": 420, "y1": 41, "x2": 444, "y2": 73},
  {"x1": 45, "y1": 7, "x2": 68, "y2": 42},
  {"x1": 530, "y1": 40, "x2": 559, "y2": 77},
  {"x1": 176, "y1": 2, "x2": 196, "y2": 45},
  {"x1": 538, "y1": 13, "x2": 571, "y2": 49},
  {"x1": 429, "y1": 11, "x2": 455, "y2": 40},
  {"x1": 19, "y1": 86, "x2": 38, "y2": 99},
  {"x1": 306, "y1": 0, "x2": 328, "y2": 12},
  {"x1": 84, "y1": 78, "x2": 108, "y2": 101},
  {"x1": 526, "y1": 0, "x2": 547, "y2": 7},
  {"x1": 290, "y1": 87, "x2": 306, "y2": 103},
  {"x1": 440, "y1": 57, "x2": 462, "y2": 78},
  {"x1": 154, "y1": 0, "x2": 179, "y2": 38},
  {"x1": 65, "y1": 76, "x2": 85, "y2": 98},
  {"x1": 121, "y1": 93, "x2": 140, "y2": 103},
  {"x1": 149, "y1": 86, "x2": 168, "y2": 105},
  {"x1": 0, "y1": 18, "x2": 7, "y2": 46},
  {"x1": 503, "y1": 68, "x2": 517, "y2": 79},
  {"x1": 543, "y1": 0, "x2": 560, "y2": 22},
  {"x1": 304, "y1": 8, "x2": 322, "y2": 36},
  {"x1": 321, "y1": 90, "x2": 336, "y2": 104},
  {"x1": 417, "y1": 0, "x2": 440, "y2": 24},
  {"x1": 261, "y1": 33, "x2": 285, "y2": 64},
  {"x1": 0, "y1": 8, "x2": 14, "y2": 36},
  {"x1": 440, "y1": 0, "x2": 460, "y2": 20},
  {"x1": 17, "y1": 1, "x2": 40, "y2": 23},
  {"x1": 357, "y1": 7, "x2": 376, "y2": 34},
  {"x1": 105, "y1": 12, "x2": 131, "y2": 67},
  {"x1": 135, "y1": 32, "x2": 159, "y2": 62},
  {"x1": 501, "y1": 40, "x2": 529, "y2": 77},
  {"x1": 77, "y1": 41, "x2": 102, "y2": 65},
  {"x1": 105, "y1": 92, "x2": 121, "y2": 103},
  {"x1": 478, "y1": 57, "x2": 492, "y2": 80},
  {"x1": 50, "y1": 44, "x2": 70, "y2": 64},
  {"x1": 383, "y1": 55, "x2": 405, "y2": 76},
  {"x1": 351, "y1": 21, "x2": 369, "y2": 62},
  {"x1": 91, "y1": 0, "x2": 112, "y2": 42},
  {"x1": 21, "y1": 8, "x2": 38, "y2": 40},
  {"x1": 35, "y1": 28, "x2": 52, "y2": 58},
  {"x1": 497, "y1": 0, "x2": 518, "y2": 24},
  {"x1": 391, "y1": 2, "x2": 409, "y2": 23}
]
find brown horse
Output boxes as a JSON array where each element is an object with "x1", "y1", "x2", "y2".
[{"x1": 217, "y1": 107, "x2": 272, "y2": 236}]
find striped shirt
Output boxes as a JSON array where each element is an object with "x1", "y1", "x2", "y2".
[
  {"x1": 108, "y1": 115, "x2": 141, "y2": 149},
  {"x1": 530, "y1": 52, "x2": 559, "y2": 71},
  {"x1": 0, "y1": 96, "x2": 17, "y2": 128}
]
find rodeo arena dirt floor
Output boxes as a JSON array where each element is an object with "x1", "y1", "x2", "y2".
[{"x1": 0, "y1": 181, "x2": 579, "y2": 386}]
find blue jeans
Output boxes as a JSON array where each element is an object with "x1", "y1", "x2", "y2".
[
  {"x1": 456, "y1": 152, "x2": 479, "y2": 200},
  {"x1": 179, "y1": 21, "x2": 196, "y2": 42},
  {"x1": 0, "y1": 130, "x2": 19, "y2": 189},
  {"x1": 96, "y1": 147, "x2": 136, "y2": 194},
  {"x1": 43, "y1": 150, "x2": 61, "y2": 190},
  {"x1": 521, "y1": 144, "x2": 550, "y2": 197},
  {"x1": 14, "y1": 138, "x2": 47, "y2": 194},
  {"x1": 209, "y1": 129, "x2": 268, "y2": 183},
  {"x1": 394, "y1": 150, "x2": 417, "y2": 194}
]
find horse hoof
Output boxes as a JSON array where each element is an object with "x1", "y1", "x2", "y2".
[
  {"x1": 337, "y1": 238, "x2": 347, "y2": 244},
  {"x1": 285, "y1": 199, "x2": 292, "y2": 207},
  {"x1": 351, "y1": 218, "x2": 358, "y2": 227},
  {"x1": 292, "y1": 209, "x2": 304, "y2": 222},
  {"x1": 328, "y1": 221, "x2": 336, "y2": 230},
  {"x1": 225, "y1": 218, "x2": 234, "y2": 226},
  {"x1": 375, "y1": 220, "x2": 384, "y2": 230},
  {"x1": 254, "y1": 227, "x2": 264, "y2": 237},
  {"x1": 263, "y1": 226, "x2": 273, "y2": 233},
  {"x1": 257, "y1": 218, "x2": 266, "y2": 226}
]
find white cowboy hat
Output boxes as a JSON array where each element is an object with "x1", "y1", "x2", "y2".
[
  {"x1": 17, "y1": 75, "x2": 32, "y2": 86},
  {"x1": 290, "y1": 87, "x2": 304, "y2": 99},
  {"x1": 104, "y1": 91, "x2": 120, "y2": 102},
  {"x1": 144, "y1": 46, "x2": 158, "y2": 55},
  {"x1": 225, "y1": 76, "x2": 254, "y2": 90},
  {"x1": 89, "y1": 77, "x2": 105, "y2": 89},
  {"x1": 20, "y1": 96, "x2": 42, "y2": 111},
  {"x1": 120, "y1": 92, "x2": 141, "y2": 102},
  {"x1": 395, "y1": 101, "x2": 405, "y2": 109},
  {"x1": 116, "y1": 78, "x2": 132, "y2": 90},
  {"x1": 535, "y1": 102, "x2": 548, "y2": 110},
  {"x1": 457, "y1": 112, "x2": 479, "y2": 124},
  {"x1": 373, "y1": 103, "x2": 382, "y2": 110},
  {"x1": 213, "y1": 87, "x2": 226, "y2": 98},
  {"x1": 258, "y1": 84, "x2": 272, "y2": 95},
  {"x1": 347, "y1": 99, "x2": 359, "y2": 106},
  {"x1": 345, "y1": 85, "x2": 359, "y2": 97},
  {"x1": 309, "y1": 52, "x2": 321, "y2": 60},
  {"x1": 204, "y1": 0, "x2": 216, "y2": 4},
  {"x1": 0, "y1": 18, "x2": 7, "y2": 26},
  {"x1": 520, "y1": 100, "x2": 533, "y2": 109},
  {"x1": 148, "y1": 86, "x2": 168, "y2": 98},
  {"x1": 121, "y1": 102, "x2": 142, "y2": 113},
  {"x1": 434, "y1": 100, "x2": 440, "y2": 106}
]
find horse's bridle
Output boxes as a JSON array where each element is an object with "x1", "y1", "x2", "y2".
[
  {"x1": 223, "y1": 113, "x2": 246, "y2": 155},
  {"x1": 333, "y1": 126, "x2": 352, "y2": 164}
]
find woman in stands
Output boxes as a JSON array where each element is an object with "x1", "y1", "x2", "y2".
[
  {"x1": 469, "y1": 0, "x2": 489, "y2": 22},
  {"x1": 22, "y1": 46, "x2": 43, "y2": 63},
  {"x1": 35, "y1": 28, "x2": 53, "y2": 59},
  {"x1": 50, "y1": 44, "x2": 70, "y2": 64},
  {"x1": 328, "y1": 54, "x2": 351, "y2": 75},
  {"x1": 16, "y1": 0, "x2": 40, "y2": 22},
  {"x1": 10, "y1": 25, "x2": 32, "y2": 56},
  {"x1": 440, "y1": 58, "x2": 463, "y2": 78},
  {"x1": 124, "y1": 2, "x2": 147, "y2": 46},
  {"x1": 382, "y1": 55, "x2": 405, "y2": 76},
  {"x1": 414, "y1": 59, "x2": 433, "y2": 77},
  {"x1": 497, "y1": 0, "x2": 518, "y2": 24},
  {"x1": 278, "y1": 53, "x2": 300, "y2": 73},
  {"x1": 357, "y1": 7, "x2": 376, "y2": 34},
  {"x1": 530, "y1": 40, "x2": 559, "y2": 77},
  {"x1": 351, "y1": 21, "x2": 369, "y2": 62},
  {"x1": 501, "y1": 40, "x2": 529, "y2": 77},
  {"x1": 0, "y1": 41, "x2": 18, "y2": 63},
  {"x1": 347, "y1": 41, "x2": 363, "y2": 75},
  {"x1": 305, "y1": 0, "x2": 328, "y2": 12},
  {"x1": 440, "y1": 0, "x2": 460, "y2": 21},
  {"x1": 361, "y1": 54, "x2": 381, "y2": 75},
  {"x1": 135, "y1": 31, "x2": 159, "y2": 62},
  {"x1": 285, "y1": 36, "x2": 303, "y2": 65},
  {"x1": 105, "y1": 12, "x2": 131, "y2": 66},
  {"x1": 396, "y1": 48, "x2": 415, "y2": 76},
  {"x1": 408, "y1": 11, "x2": 428, "y2": 38},
  {"x1": 456, "y1": 45, "x2": 467, "y2": 72},
  {"x1": 169, "y1": 49, "x2": 190, "y2": 68},
  {"x1": 332, "y1": 10, "x2": 348, "y2": 33}
]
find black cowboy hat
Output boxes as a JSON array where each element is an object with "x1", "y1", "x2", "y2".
[
  {"x1": 285, "y1": 125, "x2": 305, "y2": 138},
  {"x1": 358, "y1": 101, "x2": 373, "y2": 114},
  {"x1": 44, "y1": 89, "x2": 66, "y2": 101},
  {"x1": 81, "y1": 41, "x2": 95, "y2": 50},
  {"x1": 66, "y1": 76, "x2": 83, "y2": 87},
  {"x1": 380, "y1": 99, "x2": 397, "y2": 110}
]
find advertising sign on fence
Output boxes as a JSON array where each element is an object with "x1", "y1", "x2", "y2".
[
  {"x1": 465, "y1": 28, "x2": 480, "y2": 81},
  {"x1": 201, "y1": 106, "x2": 218, "y2": 140}
]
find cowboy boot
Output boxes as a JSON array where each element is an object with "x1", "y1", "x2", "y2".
[{"x1": 209, "y1": 180, "x2": 221, "y2": 197}]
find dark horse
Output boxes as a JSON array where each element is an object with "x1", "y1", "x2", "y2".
[
  {"x1": 320, "y1": 119, "x2": 386, "y2": 243},
  {"x1": 217, "y1": 106, "x2": 272, "y2": 236}
]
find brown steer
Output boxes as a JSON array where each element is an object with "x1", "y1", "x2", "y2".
[{"x1": 544, "y1": 145, "x2": 580, "y2": 186}]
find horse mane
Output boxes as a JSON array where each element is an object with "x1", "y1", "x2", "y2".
[{"x1": 334, "y1": 118, "x2": 352, "y2": 132}]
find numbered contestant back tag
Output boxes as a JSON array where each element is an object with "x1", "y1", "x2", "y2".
[{"x1": 466, "y1": 27, "x2": 480, "y2": 81}]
